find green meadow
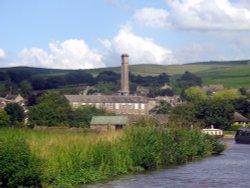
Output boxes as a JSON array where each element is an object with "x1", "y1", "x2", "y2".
[{"x1": 53, "y1": 61, "x2": 250, "y2": 88}]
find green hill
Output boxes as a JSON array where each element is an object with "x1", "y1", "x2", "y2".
[{"x1": 1, "y1": 59, "x2": 250, "y2": 88}]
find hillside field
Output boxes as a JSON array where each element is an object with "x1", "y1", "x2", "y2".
[{"x1": 2, "y1": 59, "x2": 250, "y2": 88}]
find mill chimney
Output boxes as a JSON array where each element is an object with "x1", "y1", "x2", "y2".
[{"x1": 121, "y1": 54, "x2": 129, "y2": 95}]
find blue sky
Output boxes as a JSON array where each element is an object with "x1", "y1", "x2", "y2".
[{"x1": 1, "y1": 0, "x2": 250, "y2": 69}]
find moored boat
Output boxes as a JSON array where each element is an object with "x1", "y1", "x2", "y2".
[
  {"x1": 201, "y1": 125, "x2": 224, "y2": 138},
  {"x1": 235, "y1": 127, "x2": 250, "y2": 144}
]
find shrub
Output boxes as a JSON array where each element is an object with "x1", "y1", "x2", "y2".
[
  {"x1": 0, "y1": 135, "x2": 42, "y2": 187},
  {"x1": 0, "y1": 109, "x2": 10, "y2": 127}
]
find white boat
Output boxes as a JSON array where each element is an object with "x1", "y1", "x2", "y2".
[{"x1": 201, "y1": 125, "x2": 224, "y2": 138}]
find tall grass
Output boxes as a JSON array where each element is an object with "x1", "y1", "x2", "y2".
[{"x1": 0, "y1": 127, "x2": 224, "y2": 187}]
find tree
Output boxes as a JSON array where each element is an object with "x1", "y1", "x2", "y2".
[
  {"x1": 153, "y1": 100, "x2": 171, "y2": 114},
  {"x1": 212, "y1": 89, "x2": 243, "y2": 100},
  {"x1": 177, "y1": 71, "x2": 202, "y2": 89},
  {"x1": 65, "y1": 70, "x2": 95, "y2": 86},
  {"x1": 20, "y1": 80, "x2": 33, "y2": 97},
  {"x1": 28, "y1": 92, "x2": 72, "y2": 127},
  {"x1": 232, "y1": 97, "x2": 250, "y2": 117},
  {"x1": 194, "y1": 98, "x2": 235, "y2": 130},
  {"x1": 0, "y1": 109, "x2": 10, "y2": 127},
  {"x1": 69, "y1": 105, "x2": 111, "y2": 128},
  {"x1": 96, "y1": 81, "x2": 120, "y2": 95},
  {"x1": 7, "y1": 70, "x2": 31, "y2": 84},
  {"x1": 96, "y1": 71, "x2": 120, "y2": 83},
  {"x1": 4, "y1": 103, "x2": 24, "y2": 125},
  {"x1": 183, "y1": 87, "x2": 206, "y2": 102},
  {"x1": 160, "y1": 88, "x2": 174, "y2": 96},
  {"x1": 170, "y1": 103, "x2": 198, "y2": 127},
  {"x1": 157, "y1": 73, "x2": 170, "y2": 85},
  {"x1": 26, "y1": 92, "x2": 46, "y2": 107}
]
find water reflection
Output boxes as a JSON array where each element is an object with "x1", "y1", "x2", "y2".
[{"x1": 89, "y1": 140, "x2": 250, "y2": 188}]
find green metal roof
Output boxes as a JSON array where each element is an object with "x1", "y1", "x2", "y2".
[{"x1": 90, "y1": 116, "x2": 128, "y2": 125}]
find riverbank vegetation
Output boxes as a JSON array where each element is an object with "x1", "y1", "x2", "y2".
[
  {"x1": 170, "y1": 87, "x2": 250, "y2": 130},
  {"x1": 0, "y1": 124, "x2": 224, "y2": 187}
]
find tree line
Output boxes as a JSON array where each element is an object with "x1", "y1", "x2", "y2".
[{"x1": 0, "y1": 69, "x2": 202, "y2": 97}]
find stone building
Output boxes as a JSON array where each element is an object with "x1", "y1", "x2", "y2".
[
  {"x1": 65, "y1": 95, "x2": 150, "y2": 115},
  {"x1": 90, "y1": 116, "x2": 128, "y2": 131}
]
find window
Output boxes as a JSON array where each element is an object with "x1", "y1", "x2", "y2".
[
  {"x1": 121, "y1": 103, "x2": 126, "y2": 109},
  {"x1": 135, "y1": 103, "x2": 139, "y2": 109},
  {"x1": 128, "y1": 103, "x2": 133, "y2": 109},
  {"x1": 105, "y1": 103, "x2": 113, "y2": 109},
  {"x1": 141, "y1": 104, "x2": 145, "y2": 109},
  {"x1": 115, "y1": 103, "x2": 120, "y2": 109}
]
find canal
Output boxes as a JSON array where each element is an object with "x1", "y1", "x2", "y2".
[{"x1": 89, "y1": 140, "x2": 250, "y2": 188}]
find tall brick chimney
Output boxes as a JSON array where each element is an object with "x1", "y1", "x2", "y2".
[{"x1": 121, "y1": 54, "x2": 129, "y2": 96}]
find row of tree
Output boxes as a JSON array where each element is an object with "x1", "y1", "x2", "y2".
[
  {"x1": 170, "y1": 87, "x2": 250, "y2": 130},
  {"x1": 1, "y1": 69, "x2": 202, "y2": 98}
]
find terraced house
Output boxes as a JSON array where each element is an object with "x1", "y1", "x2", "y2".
[{"x1": 64, "y1": 95, "x2": 151, "y2": 115}]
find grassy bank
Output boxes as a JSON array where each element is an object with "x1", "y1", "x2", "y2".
[{"x1": 0, "y1": 127, "x2": 224, "y2": 187}]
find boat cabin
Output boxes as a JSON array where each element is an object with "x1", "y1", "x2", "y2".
[
  {"x1": 201, "y1": 125, "x2": 224, "y2": 138},
  {"x1": 235, "y1": 127, "x2": 250, "y2": 144}
]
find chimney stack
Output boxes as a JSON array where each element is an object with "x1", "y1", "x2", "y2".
[{"x1": 121, "y1": 54, "x2": 129, "y2": 96}]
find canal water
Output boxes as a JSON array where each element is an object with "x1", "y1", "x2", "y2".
[{"x1": 89, "y1": 140, "x2": 250, "y2": 188}]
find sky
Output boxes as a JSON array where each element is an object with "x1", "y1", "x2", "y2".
[{"x1": 1, "y1": 0, "x2": 250, "y2": 69}]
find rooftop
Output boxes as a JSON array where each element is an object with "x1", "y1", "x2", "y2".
[
  {"x1": 91, "y1": 116, "x2": 128, "y2": 125},
  {"x1": 64, "y1": 95, "x2": 148, "y2": 103}
]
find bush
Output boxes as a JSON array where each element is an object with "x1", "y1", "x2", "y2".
[
  {"x1": 4, "y1": 103, "x2": 24, "y2": 126},
  {"x1": 0, "y1": 135, "x2": 42, "y2": 187},
  {"x1": 0, "y1": 109, "x2": 10, "y2": 127}
]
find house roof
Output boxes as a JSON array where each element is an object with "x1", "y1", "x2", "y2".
[
  {"x1": 91, "y1": 116, "x2": 128, "y2": 125},
  {"x1": 64, "y1": 95, "x2": 148, "y2": 103},
  {"x1": 0, "y1": 97, "x2": 7, "y2": 102},
  {"x1": 5, "y1": 94, "x2": 23, "y2": 101},
  {"x1": 233, "y1": 112, "x2": 250, "y2": 122},
  {"x1": 5, "y1": 95, "x2": 19, "y2": 100}
]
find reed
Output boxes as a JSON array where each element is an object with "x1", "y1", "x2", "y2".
[{"x1": 0, "y1": 127, "x2": 224, "y2": 187}]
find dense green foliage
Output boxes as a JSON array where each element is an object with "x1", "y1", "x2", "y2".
[
  {"x1": 0, "y1": 125, "x2": 224, "y2": 187},
  {"x1": 28, "y1": 93, "x2": 72, "y2": 127},
  {"x1": 0, "y1": 134, "x2": 42, "y2": 187},
  {"x1": 194, "y1": 98, "x2": 235, "y2": 129},
  {"x1": 171, "y1": 97, "x2": 235, "y2": 130},
  {"x1": 0, "y1": 109, "x2": 10, "y2": 127},
  {"x1": 28, "y1": 92, "x2": 111, "y2": 127},
  {"x1": 20, "y1": 80, "x2": 33, "y2": 97},
  {"x1": 70, "y1": 106, "x2": 113, "y2": 128},
  {"x1": 153, "y1": 100, "x2": 172, "y2": 114},
  {"x1": 173, "y1": 87, "x2": 250, "y2": 130},
  {"x1": 4, "y1": 103, "x2": 24, "y2": 126},
  {"x1": 177, "y1": 71, "x2": 202, "y2": 89}
]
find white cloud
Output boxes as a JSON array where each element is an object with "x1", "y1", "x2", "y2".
[
  {"x1": 15, "y1": 39, "x2": 105, "y2": 69},
  {"x1": 134, "y1": 0, "x2": 250, "y2": 31},
  {"x1": 100, "y1": 28, "x2": 175, "y2": 66},
  {"x1": 0, "y1": 49, "x2": 6, "y2": 60},
  {"x1": 133, "y1": 8, "x2": 170, "y2": 28}
]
